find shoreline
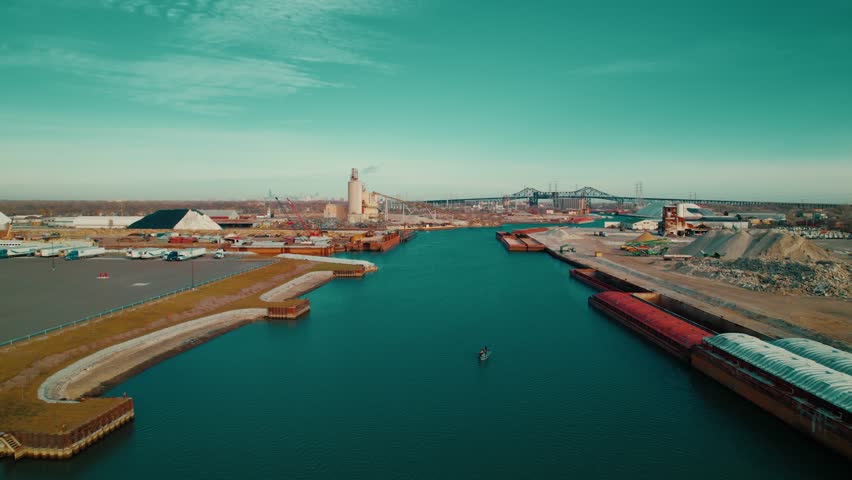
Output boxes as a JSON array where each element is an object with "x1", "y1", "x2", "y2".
[
  {"x1": 530, "y1": 229, "x2": 851, "y2": 350},
  {"x1": 39, "y1": 308, "x2": 267, "y2": 402},
  {"x1": 41, "y1": 267, "x2": 352, "y2": 403},
  {"x1": 0, "y1": 260, "x2": 369, "y2": 461}
]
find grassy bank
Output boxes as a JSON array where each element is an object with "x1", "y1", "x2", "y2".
[{"x1": 0, "y1": 258, "x2": 362, "y2": 434}]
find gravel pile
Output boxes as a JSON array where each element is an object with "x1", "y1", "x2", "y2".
[
  {"x1": 678, "y1": 229, "x2": 832, "y2": 262},
  {"x1": 677, "y1": 258, "x2": 850, "y2": 298},
  {"x1": 533, "y1": 227, "x2": 581, "y2": 245}
]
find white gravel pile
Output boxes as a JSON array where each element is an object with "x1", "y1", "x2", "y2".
[{"x1": 174, "y1": 210, "x2": 222, "y2": 230}]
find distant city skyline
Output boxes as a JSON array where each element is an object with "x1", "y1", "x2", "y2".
[{"x1": 2, "y1": 1, "x2": 851, "y2": 202}]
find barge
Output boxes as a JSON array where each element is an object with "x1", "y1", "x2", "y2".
[
  {"x1": 496, "y1": 231, "x2": 546, "y2": 252},
  {"x1": 345, "y1": 231, "x2": 400, "y2": 252},
  {"x1": 692, "y1": 334, "x2": 852, "y2": 460},
  {"x1": 589, "y1": 292, "x2": 713, "y2": 362}
]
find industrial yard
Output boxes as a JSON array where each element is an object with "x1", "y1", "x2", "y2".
[
  {"x1": 528, "y1": 227, "x2": 851, "y2": 349},
  {"x1": 513, "y1": 225, "x2": 852, "y2": 459},
  {"x1": 1, "y1": 170, "x2": 850, "y2": 465}
]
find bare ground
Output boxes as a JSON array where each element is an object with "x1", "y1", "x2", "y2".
[{"x1": 532, "y1": 230, "x2": 852, "y2": 350}]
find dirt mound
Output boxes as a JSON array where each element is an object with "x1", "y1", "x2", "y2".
[
  {"x1": 533, "y1": 227, "x2": 580, "y2": 245},
  {"x1": 677, "y1": 258, "x2": 849, "y2": 298},
  {"x1": 678, "y1": 229, "x2": 831, "y2": 262},
  {"x1": 633, "y1": 232, "x2": 657, "y2": 242}
]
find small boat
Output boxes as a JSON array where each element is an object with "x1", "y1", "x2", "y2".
[{"x1": 479, "y1": 351, "x2": 491, "y2": 361}]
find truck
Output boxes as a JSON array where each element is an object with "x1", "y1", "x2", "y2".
[
  {"x1": 65, "y1": 247, "x2": 106, "y2": 260},
  {"x1": 0, "y1": 246, "x2": 37, "y2": 259},
  {"x1": 127, "y1": 248, "x2": 168, "y2": 259},
  {"x1": 165, "y1": 247, "x2": 206, "y2": 261}
]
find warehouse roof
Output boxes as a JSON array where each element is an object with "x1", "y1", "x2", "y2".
[
  {"x1": 705, "y1": 334, "x2": 852, "y2": 413},
  {"x1": 771, "y1": 338, "x2": 852, "y2": 376}
]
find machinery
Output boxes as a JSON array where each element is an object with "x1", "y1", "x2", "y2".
[
  {"x1": 284, "y1": 197, "x2": 322, "y2": 236},
  {"x1": 271, "y1": 196, "x2": 295, "y2": 227}
]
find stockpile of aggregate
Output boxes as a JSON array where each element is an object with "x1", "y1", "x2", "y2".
[
  {"x1": 128, "y1": 209, "x2": 222, "y2": 230},
  {"x1": 533, "y1": 227, "x2": 581, "y2": 245},
  {"x1": 678, "y1": 229, "x2": 832, "y2": 262},
  {"x1": 677, "y1": 258, "x2": 849, "y2": 298},
  {"x1": 674, "y1": 229, "x2": 845, "y2": 297}
]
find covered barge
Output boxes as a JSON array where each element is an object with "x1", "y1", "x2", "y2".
[{"x1": 692, "y1": 334, "x2": 852, "y2": 459}]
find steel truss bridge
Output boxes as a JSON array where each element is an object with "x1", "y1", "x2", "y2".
[{"x1": 423, "y1": 187, "x2": 841, "y2": 209}]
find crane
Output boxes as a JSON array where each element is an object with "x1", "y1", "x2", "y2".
[
  {"x1": 283, "y1": 197, "x2": 321, "y2": 236},
  {"x1": 271, "y1": 196, "x2": 294, "y2": 226}
]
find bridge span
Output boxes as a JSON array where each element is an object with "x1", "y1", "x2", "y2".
[{"x1": 423, "y1": 187, "x2": 842, "y2": 209}]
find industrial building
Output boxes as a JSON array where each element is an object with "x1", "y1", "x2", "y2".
[
  {"x1": 662, "y1": 203, "x2": 749, "y2": 236},
  {"x1": 627, "y1": 219, "x2": 660, "y2": 231},
  {"x1": 735, "y1": 212, "x2": 787, "y2": 224},
  {"x1": 554, "y1": 197, "x2": 587, "y2": 212},
  {"x1": 45, "y1": 216, "x2": 143, "y2": 229},
  {"x1": 346, "y1": 168, "x2": 382, "y2": 224},
  {"x1": 200, "y1": 210, "x2": 239, "y2": 220},
  {"x1": 323, "y1": 203, "x2": 348, "y2": 222}
]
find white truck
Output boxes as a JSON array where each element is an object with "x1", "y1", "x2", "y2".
[
  {"x1": 127, "y1": 248, "x2": 168, "y2": 259},
  {"x1": 165, "y1": 247, "x2": 206, "y2": 261},
  {"x1": 65, "y1": 246, "x2": 106, "y2": 260},
  {"x1": 0, "y1": 246, "x2": 36, "y2": 259}
]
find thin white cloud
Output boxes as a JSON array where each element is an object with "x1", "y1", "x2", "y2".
[{"x1": 3, "y1": 0, "x2": 399, "y2": 113}]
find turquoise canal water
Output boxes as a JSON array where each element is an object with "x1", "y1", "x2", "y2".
[{"x1": 2, "y1": 226, "x2": 848, "y2": 479}]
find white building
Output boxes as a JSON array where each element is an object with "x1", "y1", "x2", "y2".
[
  {"x1": 629, "y1": 219, "x2": 661, "y2": 231},
  {"x1": 45, "y1": 216, "x2": 143, "y2": 229},
  {"x1": 201, "y1": 209, "x2": 239, "y2": 220}
]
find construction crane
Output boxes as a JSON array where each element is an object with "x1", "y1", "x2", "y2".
[
  {"x1": 271, "y1": 196, "x2": 294, "y2": 226},
  {"x1": 284, "y1": 197, "x2": 321, "y2": 236}
]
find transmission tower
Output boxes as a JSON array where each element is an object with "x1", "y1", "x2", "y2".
[{"x1": 634, "y1": 182, "x2": 644, "y2": 208}]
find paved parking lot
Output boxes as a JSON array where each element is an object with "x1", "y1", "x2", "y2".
[{"x1": 0, "y1": 256, "x2": 271, "y2": 342}]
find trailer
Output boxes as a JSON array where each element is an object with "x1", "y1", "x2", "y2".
[
  {"x1": 65, "y1": 247, "x2": 106, "y2": 260},
  {"x1": 127, "y1": 248, "x2": 167, "y2": 259},
  {"x1": 38, "y1": 245, "x2": 71, "y2": 257},
  {"x1": 165, "y1": 247, "x2": 206, "y2": 261},
  {"x1": 0, "y1": 246, "x2": 36, "y2": 259}
]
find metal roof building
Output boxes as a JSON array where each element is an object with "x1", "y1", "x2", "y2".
[
  {"x1": 705, "y1": 334, "x2": 852, "y2": 413},
  {"x1": 772, "y1": 338, "x2": 852, "y2": 376}
]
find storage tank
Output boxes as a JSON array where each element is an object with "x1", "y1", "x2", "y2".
[{"x1": 348, "y1": 168, "x2": 362, "y2": 215}]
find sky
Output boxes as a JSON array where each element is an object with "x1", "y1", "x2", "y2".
[{"x1": 1, "y1": 0, "x2": 851, "y2": 202}]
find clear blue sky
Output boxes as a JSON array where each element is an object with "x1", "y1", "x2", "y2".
[{"x1": 2, "y1": 0, "x2": 850, "y2": 202}]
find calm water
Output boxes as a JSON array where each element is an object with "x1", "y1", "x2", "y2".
[{"x1": 3, "y1": 227, "x2": 847, "y2": 479}]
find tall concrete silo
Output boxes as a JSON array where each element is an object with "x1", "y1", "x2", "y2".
[{"x1": 348, "y1": 168, "x2": 362, "y2": 216}]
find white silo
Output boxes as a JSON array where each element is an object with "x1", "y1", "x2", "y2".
[{"x1": 347, "y1": 168, "x2": 362, "y2": 216}]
